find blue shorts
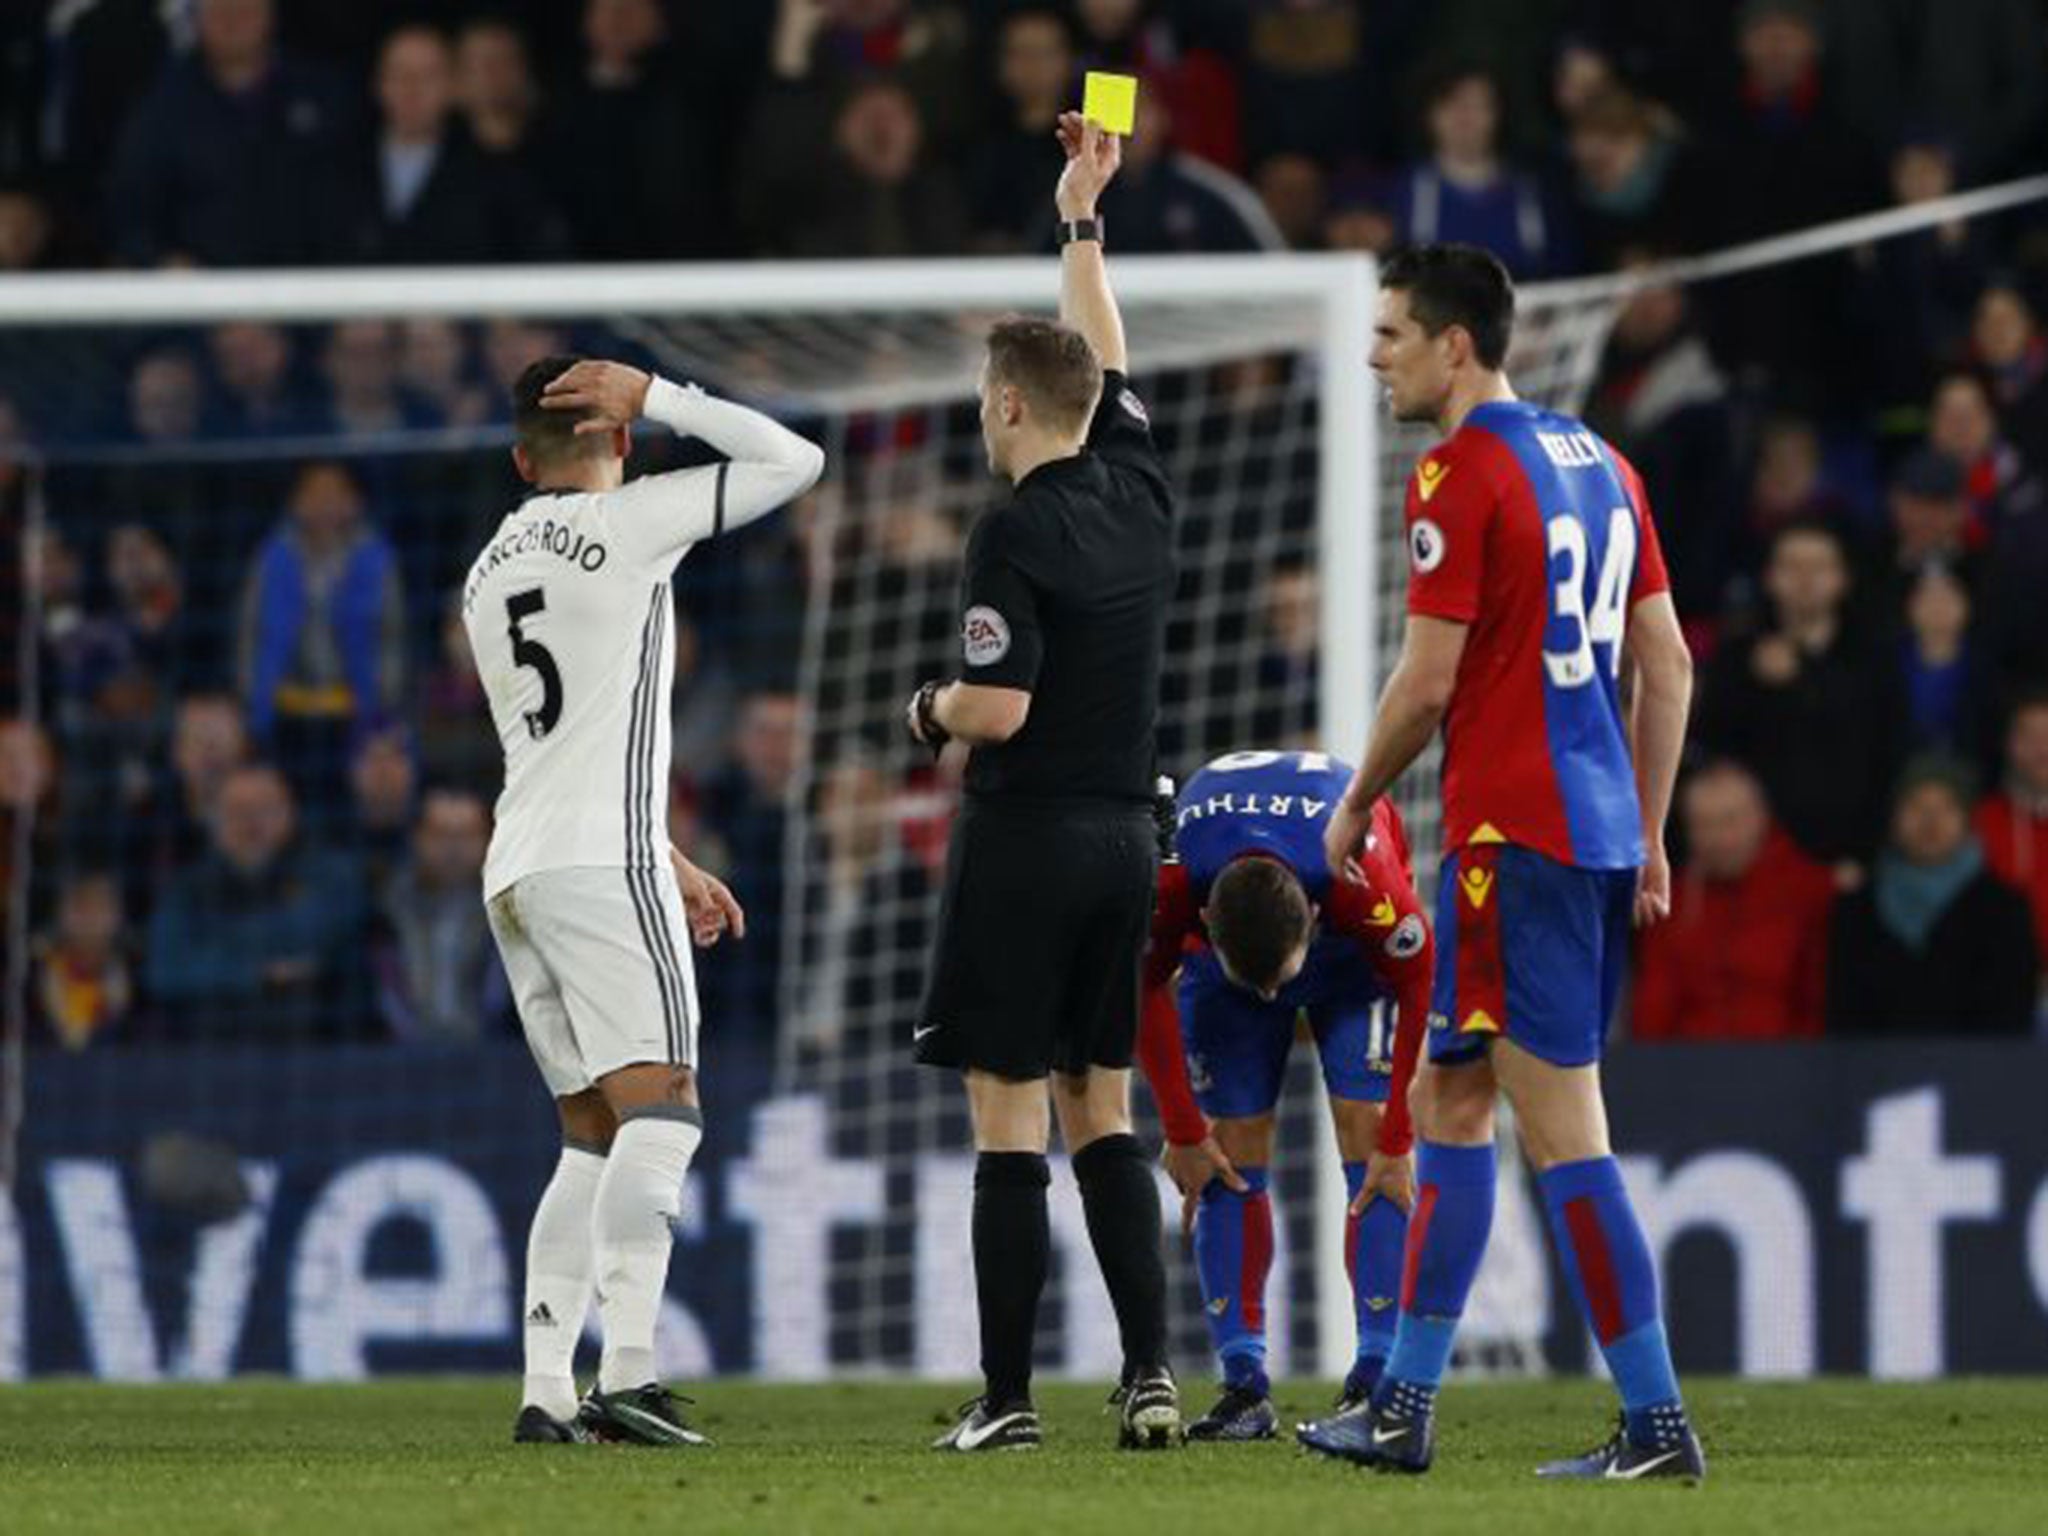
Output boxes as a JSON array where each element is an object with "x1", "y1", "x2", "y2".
[
  {"x1": 1428, "y1": 844, "x2": 1635, "y2": 1069},
  {"x1": 1177, "y1": 939, "x2": 1391, "y2": 1121}
]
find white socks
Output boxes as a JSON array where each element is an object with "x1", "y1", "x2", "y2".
[
  {"x1": 593, "y1": 1109, "x2": 703, "y2": 1393},
  {"x1": 521, "y1": 1144, "x2": 605, "y2": 1420}
]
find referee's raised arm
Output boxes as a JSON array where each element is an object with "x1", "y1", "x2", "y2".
[{"x1": 1053, "y1": 113, "x2": 1126, "y2": 375}]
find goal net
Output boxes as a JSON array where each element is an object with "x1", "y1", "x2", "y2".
[{"x1": 771, "y1": 260, "x2": 1630, "y2": 1382}]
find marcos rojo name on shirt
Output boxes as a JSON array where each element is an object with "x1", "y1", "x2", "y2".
[{"x1": 464, "y1": 517, "x2": 609, "y2": 614}]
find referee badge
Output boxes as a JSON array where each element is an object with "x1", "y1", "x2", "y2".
[{"x1": 962, "y1": 606, "x2": 1011, "y2": 667}]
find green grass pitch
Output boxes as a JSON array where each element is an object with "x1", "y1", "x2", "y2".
[{"x1": 5, "y1": 1377, "x2": 2047, "y2": 1536}]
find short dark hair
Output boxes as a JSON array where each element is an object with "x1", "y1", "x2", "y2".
[
  {"x1": 1206, "y1": 856, "x2": 1313, "y2": 994},
  {"x1": 1683, "y1": 756, "x2": 1767, "y2": 804},
  {"x1": 1380, "y1": 244, "x2": 1515, "y2": 369},
  {"x1": 1003, "y1": 4, "x2": 1075, "y2": 45},
  {"x1": 1767, "y1": 515, "x2": 1846, "y2": 561},
  {"x1": 2006, "y1": 685, "x2": 2048, "y2": 726},
  {"x1": 512, "y1": 353, "x2": 595, "y2": 466},
  {"x1": 1422, "y1": 59, "x2": 1500, "y2": 110},
  {"x1": 985, "y1": 316, "x2": 1102, "y2": 436}
]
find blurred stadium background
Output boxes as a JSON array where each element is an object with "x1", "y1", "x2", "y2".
[{"x1": 1, "y1": 0, "x2": 2046, "y2": 1390}]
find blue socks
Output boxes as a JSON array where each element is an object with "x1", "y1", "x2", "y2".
[
  {"x1": 1377, "y1": 1141, "x2": 1497, "y2": 1413},
  {"x1": 1195, "y1": 1159, "x2": 1410, "y2": 1401},
  {"x1": 1539, "y1": 1156, "x2": 1688, "y2": 1446},
  {"x1": 1342, "y1": 1160, "x2": 1407, "y2": 1376},
  {"x1": 1193, "y1": 1166, "x2": 1273, "y2": 1394}
]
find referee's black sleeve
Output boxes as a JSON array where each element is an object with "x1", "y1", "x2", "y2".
[
  {"x1": 1087, "y1": 370, "x2": 1162, "y2": 474},
  {"x1": 958, "y1": 511, "x2": 1045, "y2": 690}
]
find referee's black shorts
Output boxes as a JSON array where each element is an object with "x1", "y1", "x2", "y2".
[{"x1": 915, "y1": 797, "x2": 1156, "y2": 1081}]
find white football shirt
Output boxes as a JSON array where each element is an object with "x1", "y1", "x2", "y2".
[{"x1": 464, "y1": 378, "x2": 824, "y2": 898}]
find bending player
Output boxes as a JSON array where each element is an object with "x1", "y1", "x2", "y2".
[
  {"x1": 1136, "y1": 750, "x2": 1432, "y2": 1441},
  {"x1": 1298, "y1": 244, "x2": 1701, "y2": 1479}
]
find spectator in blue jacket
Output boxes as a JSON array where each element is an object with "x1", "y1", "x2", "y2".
[
  {"x1": 147, "y1": 762, "x2": 366, "y2": 1038},
  {"x1": 1393, "y1": 64, "x2": 1572, "y2": 278},
  {"x1": 104, "y1": 0, "x2": 356, "y2": 267},
  {"x1": 237, "y1": 461, "x2": 405, "y2": 818}
]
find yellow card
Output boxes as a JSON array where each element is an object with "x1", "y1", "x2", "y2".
[{"x1": 1082, "y1": 72, "x2": 1138, "y2": 136}]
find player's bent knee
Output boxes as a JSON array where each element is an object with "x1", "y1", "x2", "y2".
[
  {"x1": 556, "y1": 1087, "x2": 617, "y2": 1154},
  {"x1": 1415, "y1": 1063, "x2": 1496, "y2": 1146},
  {"x1": 1050, "y1": 1067, "x2": 1132, "y2": 1151},
  {"x1": 1211, "y1": 1112, "x2": 1277, "y2": 1167},
  {"x1": 968, "y1": 1069, "x2": 1052, "y2": 1153},
  {"x1": 1328, "y1": 1097, "x2": 1384, "y2": 1162},
  {"x1": 1421, "y1": 1094, "x2": 1494, "y2": 1145},
  {"x1": 596, "y1": 1061, "x2": 699, "y2": 1118},
  {"x1": 1491, "y1": 1043, "x2": 1610, "y2": 1168},
  {"x1": 1504, "y1": 1094, "x2": 1611, "y2": 1170}
]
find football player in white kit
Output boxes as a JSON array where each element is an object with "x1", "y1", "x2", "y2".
[{"x1": 464, "y1": 355, "x2": 823, "y2": 1445}]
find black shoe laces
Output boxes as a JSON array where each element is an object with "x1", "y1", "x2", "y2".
[
  {"x1": 636, "y1": 1386, "x2": 697, "y2": 1421},
  {"x1": 1107, "y1": 1372, "x2": 1174, "y2": 1413},
  {"x1": 1578, "y1": 1411, "x2": 1629, "y2": 1463},
  {"x1": 1210, "y1": 1385, "x2": 1267, "y2": 1417}
]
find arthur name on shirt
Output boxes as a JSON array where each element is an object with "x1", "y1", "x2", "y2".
[{"x1": 1176, "y1": 790, "x2": 1331, "y2": 830}]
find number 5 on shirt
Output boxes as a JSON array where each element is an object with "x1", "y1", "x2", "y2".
[{"x1": 506, "y1": 586, "x2": 564, "y2": 739}]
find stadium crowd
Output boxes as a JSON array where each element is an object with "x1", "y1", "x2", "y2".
[{"x1": 2, "y1": 0, "x2": 2047, "y2": 1048}]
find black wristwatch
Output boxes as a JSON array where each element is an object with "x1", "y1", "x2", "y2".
[
  {"x1": 912, "y1": 679, "x2": 951, "y2": 752},
  {"x1": 1153, "y1": 775, "x2": 1178, "y2": 862},
  {"x1": 1056, "y1": 216, "x2": 1104, "y2": 247}
]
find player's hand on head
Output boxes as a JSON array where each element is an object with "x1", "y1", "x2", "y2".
[
  {"x1": 1162, "y1": 1134, "x2": 1247, "y2": 1235},
  {"x1": 1054, "y1": 111, "x2": 1122, "y2": 217},
  {"x1": 541, "y1": 360, "x2": 652, "y2": 436},
  {"x1": 1351, "y1": 1149, "x2": 1415, "y2": 1216},
  {"x1": 1634, "y1": 842, "x2": 1672, "y2": 929}
]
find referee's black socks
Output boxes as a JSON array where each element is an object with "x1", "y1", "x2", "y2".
[
  {"x1": 974, "y1": 1150, "x2": 1051, "y2": 1405},
  {"x1": 1073, "y1": 1132, "x2": 1169, "y2": 1380}
]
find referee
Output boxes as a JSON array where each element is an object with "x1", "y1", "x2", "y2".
[{"x1": 908, "y1": 114, "x2": 1180, "y2": 1454}]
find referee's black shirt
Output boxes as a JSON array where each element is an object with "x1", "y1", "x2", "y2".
[{"x1": 956, "y1": 371, "x2": 1176, "y2": 804}]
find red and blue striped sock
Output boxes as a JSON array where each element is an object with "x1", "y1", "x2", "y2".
[
  {"x1": 1193, "y1": 1165, "x2": 1273, "y2": 1394},
  {"x1": 1539, "y1": 1156, "x2": 1687, "y2": 1446},
  {"x1": 1342, "y1": 1159, "x2": 1406, "y2": 1374},
  {"x1": 1378, "y1": 1141, "x2": 1496, "y2": 1409}
]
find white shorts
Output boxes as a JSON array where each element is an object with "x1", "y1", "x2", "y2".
[{"x1": 486, "y1": 865, "x2": 700, "y2": 1098}]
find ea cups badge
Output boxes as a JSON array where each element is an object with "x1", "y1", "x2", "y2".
[{"x1": 963, "y1": 605, "x2": 1011, "y2": 667}]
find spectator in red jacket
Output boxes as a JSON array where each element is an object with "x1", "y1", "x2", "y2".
[
  {"x1": 1975, "y1": 691, "x2": 2048, "y2": 1014},
  {"x1": 1633, "y1": 759, "x2": 1835, "y2": 1039}
]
